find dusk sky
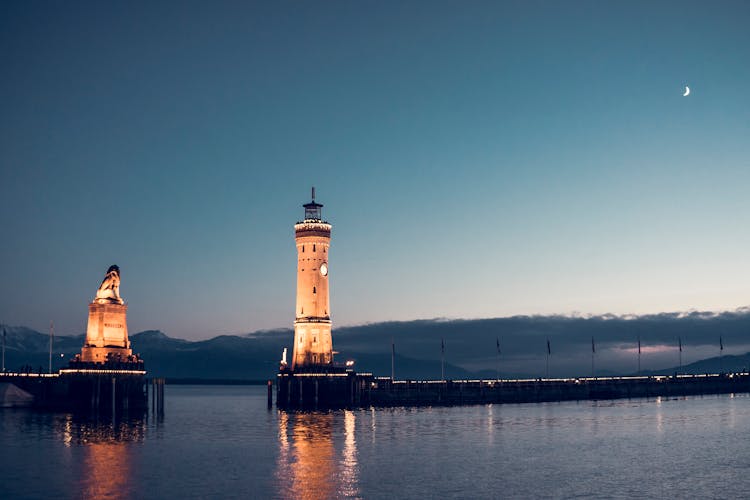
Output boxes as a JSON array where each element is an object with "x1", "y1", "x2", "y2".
[{"x1": 2, "y1": 1, "x2": 749, "y2": 340}]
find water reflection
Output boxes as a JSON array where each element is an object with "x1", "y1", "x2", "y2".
[
  {"x1": 57, "y1": 415, "x2": 146, "y2": 500},
  {"x1": 655, "y1": 397, "x2": 664, "y2": 434},
  {"x1": 276, "y1": 410, "x2": 360, "y2": 499},
  {"x1": 59, "y1": 414, "x2": 147, "y2": 446},
  {"x1": 339, "y1": 411, "x2": 358, "y2": 498}
]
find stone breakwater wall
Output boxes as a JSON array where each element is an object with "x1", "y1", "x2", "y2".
[
  {"x1": 368, "y1": 373, "x2": 750, "y2": 406},
  {"x1": 276, "y1": 372, "x2": 750, "y2": 409},
  {"x1": 1, "y1": 370, "x2": 148, "y2": 412}
]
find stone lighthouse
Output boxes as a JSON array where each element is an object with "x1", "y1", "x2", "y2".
[{"x1": 291, "y1": 188, "x2": 333, "y2": 371}]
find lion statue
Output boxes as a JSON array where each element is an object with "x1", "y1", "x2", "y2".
[{"x1": 95, "y1": 265, "x2": 124, "y2": 304}]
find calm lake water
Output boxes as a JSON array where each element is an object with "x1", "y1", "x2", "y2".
[{"x1": 2, "y1": 386, "x2": 750, "y2": 499}]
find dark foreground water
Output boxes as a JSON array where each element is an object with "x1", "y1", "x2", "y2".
[{"x1": 2, "y1": 386, "x2": 750, "y2": 499}]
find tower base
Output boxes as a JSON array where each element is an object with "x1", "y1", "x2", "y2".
[
  {"x1": 60, "y1": 369, "x2": 148, "y2": 413},
  {"x1": 276, "y1": 369, "x2": 373, "y2": 409},
  {"x1": 79, "y1": 346, "x2": 134, "y2": 364},
  {"x1": 80, "y1": 302, "x2": 131, "y2": 363}
]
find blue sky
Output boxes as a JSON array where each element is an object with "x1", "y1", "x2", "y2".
[{"x1": 1, "y1": 1, "x2": 749, "y2": 339}]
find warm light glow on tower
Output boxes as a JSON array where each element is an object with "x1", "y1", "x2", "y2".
[{"x1": 291, "y1": 188, "x2": 333, "y2": 371}]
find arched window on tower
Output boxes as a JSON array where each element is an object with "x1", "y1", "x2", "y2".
[
  {"x1": 302, "y1": 246, "x2": 305, "y2": 253},
  {"x1": 313, "y1": 286, "x2": 316, "y2": 294},
  {"x1": 313, "y1": 244, "x2": 316, "y2": 252}
]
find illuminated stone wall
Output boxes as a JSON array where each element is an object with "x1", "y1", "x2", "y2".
[{"x1": 81, "y1": 302, "x2": 132, "y2": 362}]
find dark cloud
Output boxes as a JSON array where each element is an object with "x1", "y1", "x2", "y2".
[{"x1": 323, "y1": 309, "x2": 750, "y2": 376}]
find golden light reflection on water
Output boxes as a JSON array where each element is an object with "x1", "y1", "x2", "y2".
[
  {"x1": 81, "y1": 441, "x2": 130, "y2": 499},
  {"x1": 655, "y1": 396, "x2": 664, "y2": 433},
  {"x1": 57, "y1": 416, "x2": 146, "y2": 500},
  {"x1": 276, "y1": 410, "x2": 360, "y2": 500},
  {"x1": 339, "y1": 411, "x2": 358, "y2": 498},
  {"x1": 486, "y1": 404, "x2": 497, "y2": 446}
]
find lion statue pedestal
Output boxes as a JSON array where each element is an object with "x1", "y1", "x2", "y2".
[{"x1": 79, "y1": 265, "x2": 133, "y2": 363}]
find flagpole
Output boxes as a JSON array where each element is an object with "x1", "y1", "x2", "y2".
[
  {"x1": 591, "y1": 337, "x2": 595, "y2": 378},
  {"x1": 637, "y1": 334, "x2": 641, "y2": 375},
  {"x1": 391, "y1": 337, "x2": 395, "y2": 381},
  {"x1": 720, "y1": 336, "x2": 724, "y2": 374},
  {"x1": 2, "y1": 326, "x2": 6, "y2": 372},
  {"x1": 678, "y1": 337, "x2": 682, "y2": 374},
  {"x1": 546, "y1": 338, "x2": 550, "y2": 379},
  {"x1": 49, "y1": 321, "x2": 54, "y2": 374},
  {"x1": 496, "y1": 337, "x2": 500, "y2": 381},
  {"x1": 441, "y1": 338, "x2": 445, "y2": 381}
]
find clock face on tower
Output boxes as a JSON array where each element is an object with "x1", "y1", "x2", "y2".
[{"x1": 320, "y1": 263, "x2": 328, "y2": 276}]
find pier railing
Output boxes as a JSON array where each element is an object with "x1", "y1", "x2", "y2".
[
  {"x1": 367, "y1": 372, "x2": 750, "y2": 407},
  {"x1": 275, "y1": 371, "x2": 750, "y2": 409}
]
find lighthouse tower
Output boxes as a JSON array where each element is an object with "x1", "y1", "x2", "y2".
[{"x1": 291, "y1": 188, "x2": 333, "y2": 371}]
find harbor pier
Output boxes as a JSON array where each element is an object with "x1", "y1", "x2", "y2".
[
  {"x1": 367, "y1": 373, "x2": 750, "y2": 406},
  {"x1": 0, "y1": 368, "x2": 148, "y2": 412},
  {"x1": 276, "y1": 369, "x2": 373, "y2": 409},
  {"x1": 275, "y1": 372, "x2": 750, "y2": 409}
]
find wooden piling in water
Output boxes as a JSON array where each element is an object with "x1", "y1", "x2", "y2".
[{"x1": 150, "y1": 378, "x2": 165, "y2": 416}]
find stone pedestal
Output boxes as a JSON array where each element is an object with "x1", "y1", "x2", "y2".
[{"x1": 80, "y1": 302, "x2": 132, "y2": 363}]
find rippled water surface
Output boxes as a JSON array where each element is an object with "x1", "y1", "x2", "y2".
[{"x1": 2, "y1": 386, "x2": 750, "y2": 499}]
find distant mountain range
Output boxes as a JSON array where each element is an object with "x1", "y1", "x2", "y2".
[
  {"x1": 640, "y1": 352, "x2": 750, "y2": 377},
  {"x1": 0, "y1": 326, "x2": 477, "y2": 380},
  {"x1": 3, "y1": 309, "x2": 750, "y2": 380}
]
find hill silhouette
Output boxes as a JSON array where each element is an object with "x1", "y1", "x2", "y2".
[{"x1": 3, "y1": 309, "x2": 749, "y2": 380}]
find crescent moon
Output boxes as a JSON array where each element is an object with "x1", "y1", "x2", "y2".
[{"x1": 683, "y1": 86, "x2": 690, "y2": 96}]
